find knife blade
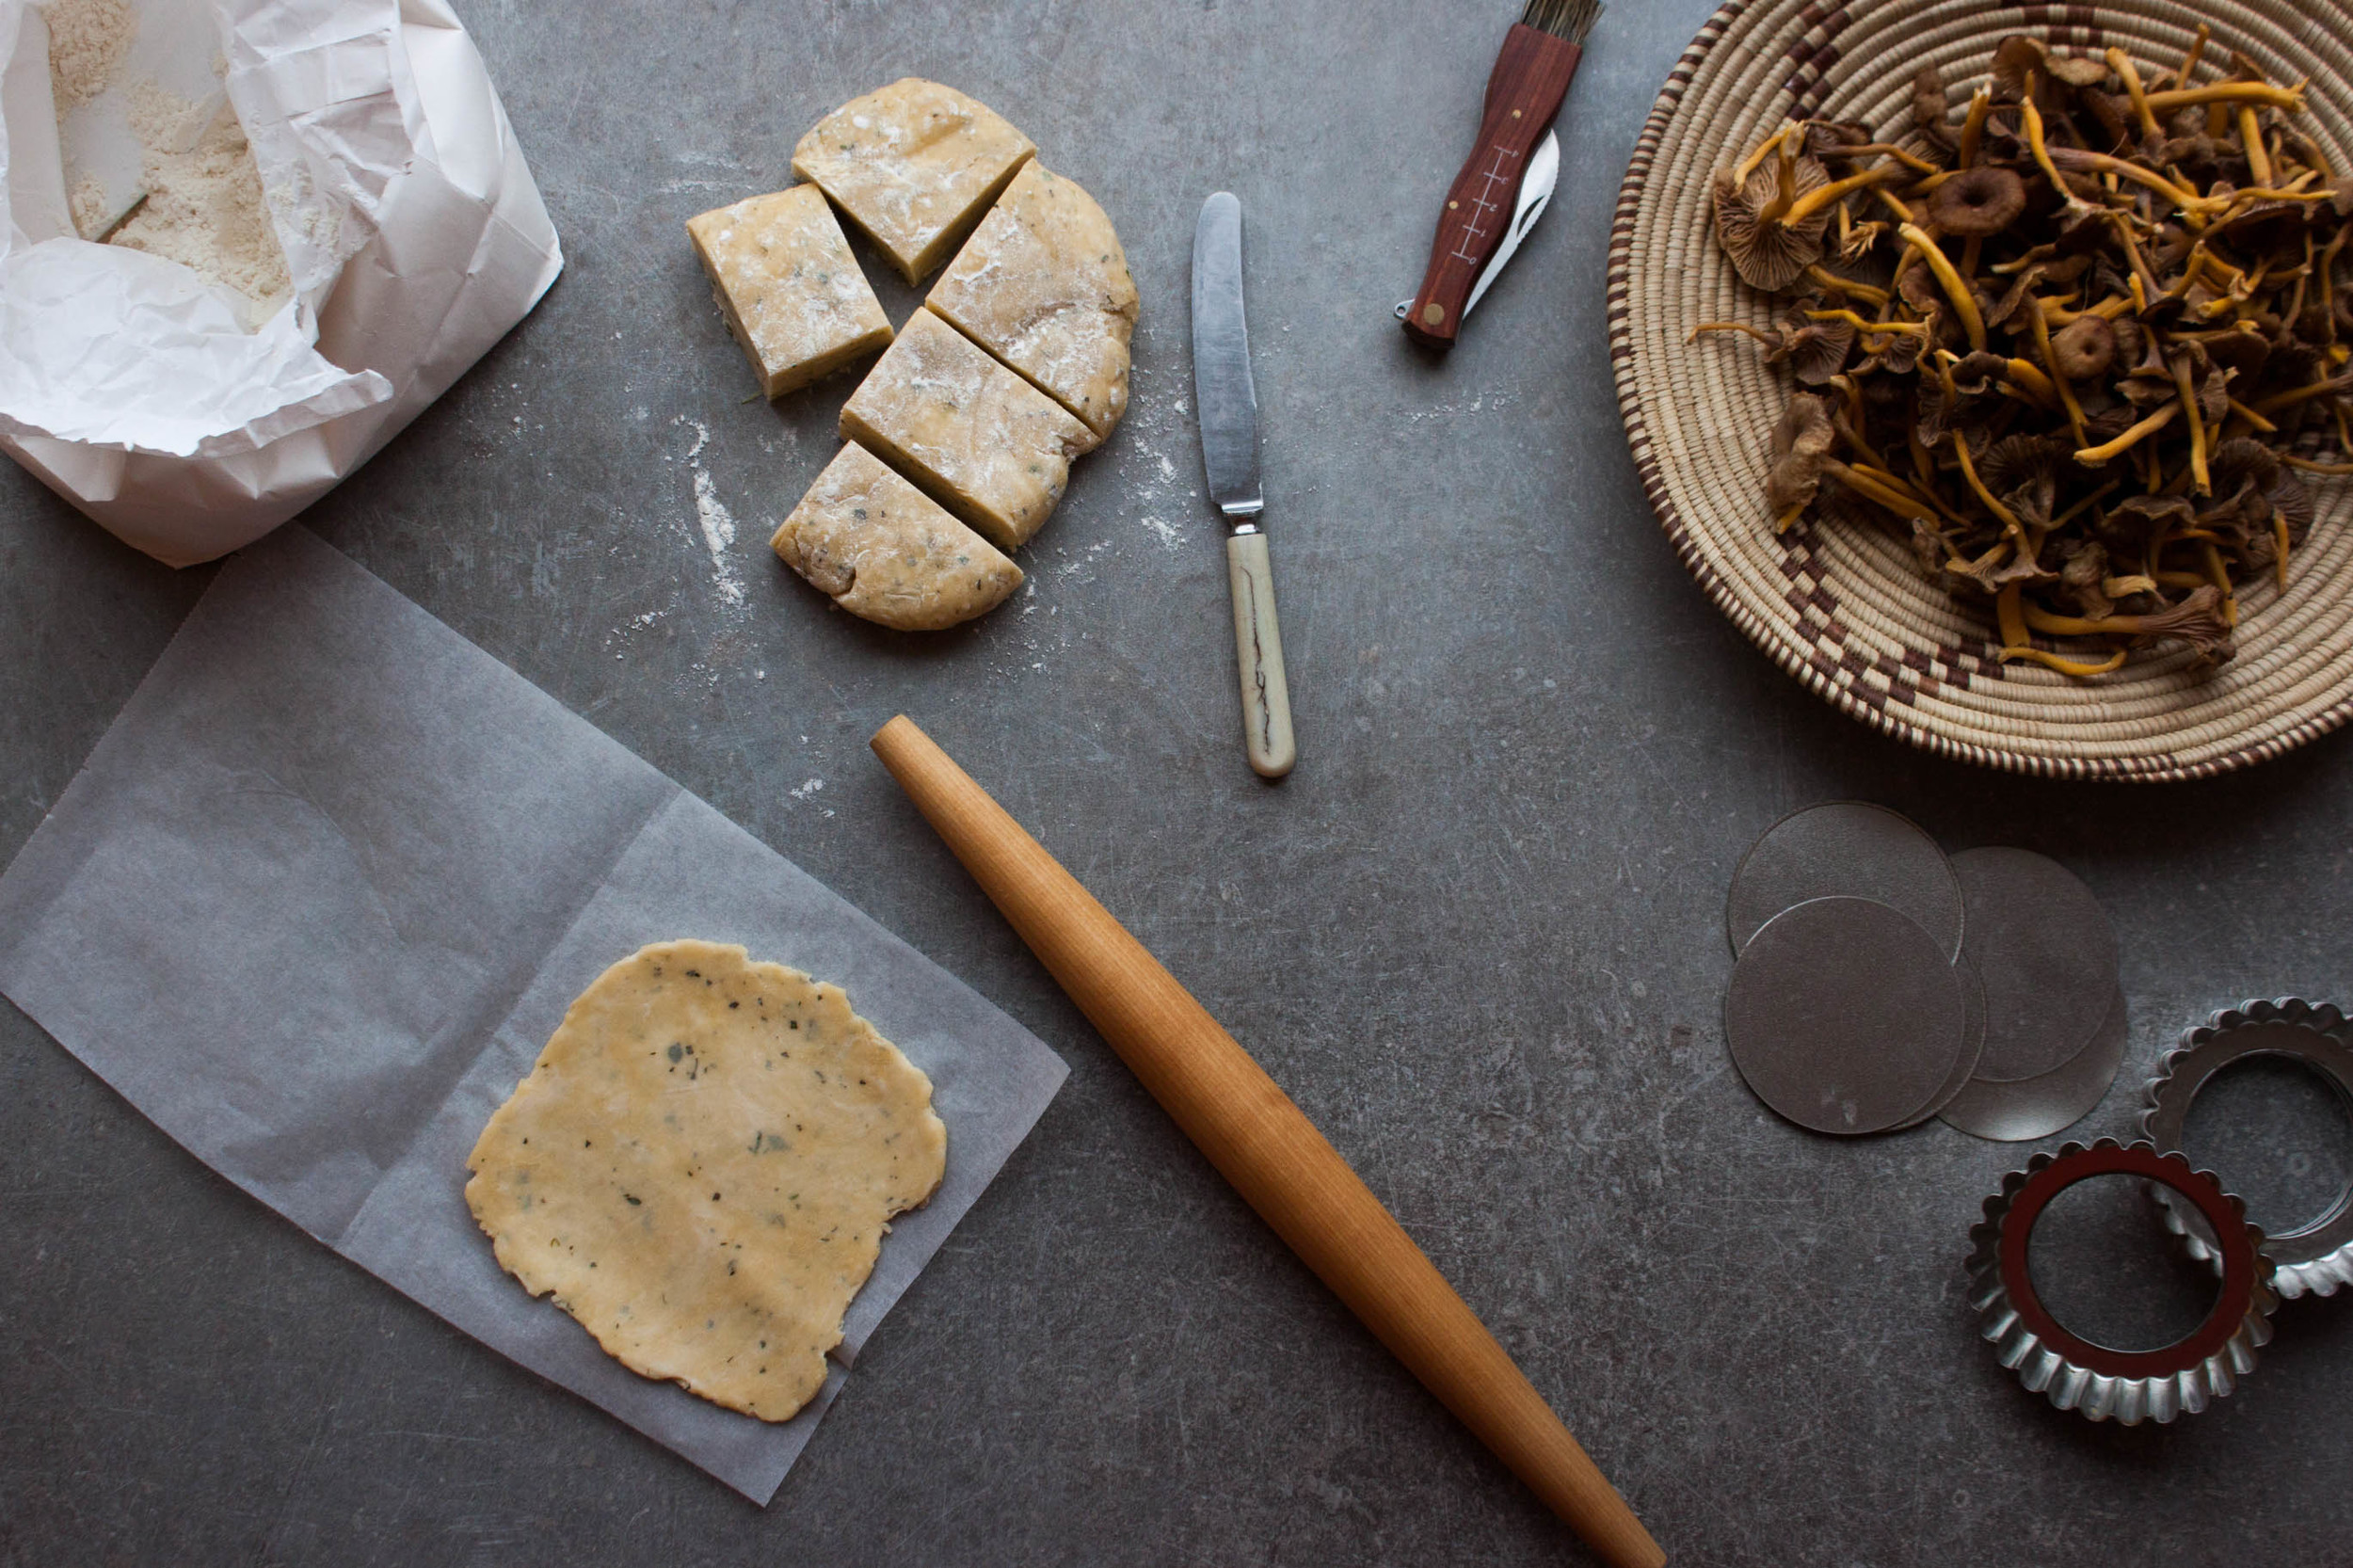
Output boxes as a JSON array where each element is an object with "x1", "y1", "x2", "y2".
[
  {"x1": 1192, "y1": 194, "x2": 1262, "y2": 517},
  {"x1": 1190, "y1": 193, "x2": 1296, "y2": 778},
  {"x1": 1394, "y1": 129, "x2": 1559, "y2": 325}
]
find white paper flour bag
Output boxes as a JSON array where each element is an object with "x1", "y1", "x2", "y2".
[{"x1": 0, "y1": 0, "x2": 562, "y2": 566}]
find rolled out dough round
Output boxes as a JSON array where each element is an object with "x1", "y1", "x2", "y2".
[{"x1": 465, "y1": 939, "x2": 947, "y2": 1421}]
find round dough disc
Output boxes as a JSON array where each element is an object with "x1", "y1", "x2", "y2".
[
  {"x1": 465, "y1": 940, "x2": 948, "y2": 1422},
  {"x1": 1939, "y1": 987, "x2": 2130, "y2": 1142},
  {"x1": 1725, "y1": 896, "x2": 1968, "y2": 1136},
  {"x1": 1953, "y1": 846, "x2": 2120, "y2": 1082},
  {"x1": 1726, "y1": 802, "x2": 1964, "y2": 961}
]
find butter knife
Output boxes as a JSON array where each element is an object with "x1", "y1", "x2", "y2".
[{"x1": 1190, "y1": 192, "x2": 1296, "y2": 779}]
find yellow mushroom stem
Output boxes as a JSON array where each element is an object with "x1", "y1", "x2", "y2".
[
  {"x1": 2240, "y1": 106, "x2": 2274, "y2": 186},
  {"x1": 2202, "y1": 541, "x2": 2238, "y2": 626},
  {"x1": 2287, "y1": 232, "x2": 2315, "y2": 328},
  {"x1": 2178, "y1": 24, "x2": 2210, "y2": 88},
  {"x1": 1995, "y1": 582, "x2": 2030, "y2": 648},
  {"x1": 1816, "y1": 142, "x2": 1943, "y2": 174},
  {"x1": 1873, "y1": 187, "x2": 1920, "y2": 228},
  {"x1": 2053, "y1": 481, "x2": 2121, "y2": 530},
  {"x1": 1778, "y1": 165, "x2": 1902, "y2": 229},
  {"x1": 2172, "y1": 357, "x2": 2212, "y2": 495},
  {"x1": 2002, "y1": 645, "x2": 2131, "y2": 676},
  {"x1": 1849, "y1": 462, "x2": 1959, "y2": 523},
  {"x1": 1909, "y1": 427, "x2": 1939, "y2": 492},
  {"x1": 1774, "y1": 501, "x2": 1807, "y2": 534},
  {"x1": 1731, "y1": 122, "x2": 1795, "y2": 185},
  {"x1": 2109, "y1": 48, "x2": 2158, "y2": 136},
  {"x1": 2143, "y1": 82, "x2": 2305, "y2": 114},
  {"x1": 2153, "y1": 569, "x2": 2211, "y2": 589},
  {"x1": 1956, "y1": 87, "x2": 1992, "y2": 168},
  {"x1": 1802, "y1": 308, "x2": 1927, "y2": 339},
  {"x1": 1952, "y1": 432, "x2": 2027, "y2": 535},
  {"x1": 2109, "y1": 216, "x2": 2162, "y2": 300},
  {"x1": 2317, "y1": 227, "x2": 2349, "y2": 335},
  {"x1": 2103, "y1": 573, "x2": 2161, "y2": 598},
  {"x1": 2074, "y1": 403, "x2": 2180, "y2": 466},
  {"x1": 2040, "y1": 295, "x2": 2135, "y2": 326},
  {"x1": 2004, "y1": 359, "x2": 2059, "y2": 403},
  {"x1": 2046, "y1": 149, "x2": 2200, "y2": 207},
  {"x1": 2021, "y1": 602, "x2": 2172, "y2": 635},
  {"x1": 2020, "y1": 85, "x2": 2092, "y2": 220},
  {"x1": 2025, "y1": 304, "x2": 2089, "y2": 446},
  {"x1": 1803, "y1": 264, "x2": 1889, "y2": 307},
  {"x1": 2252, "y1": 374, "x2": 2353, "y2": 419},
  {"x1": 2282, "y1": 454, "x2": 2353, "y2": 474},
  {"x1": 1757, "y1": 149, "x2": 1799, "y2": 224},
  {"x1": 1897, "y1": 223, "x2": 1987, "y2": 349},
  {"x1": 1823, "y1": 459, "x2": 1937, "y2": 521}
]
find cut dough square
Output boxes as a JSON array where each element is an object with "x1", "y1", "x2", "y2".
[
  {"x1": 928, "y1": 161, "x2": 1139, "y2": 438},
  {"x1": 686, "y1": 185, "x2": 893, "y2": 398},
  {"x1": 792, "y1": 79, "x2": 1035, "y2": 285},
  {"x1": 774, "y1": 442, "x2": 1023, "y2": 631},
  {"x1": 839, "y1": 307, "x2": 1098, "y2": 553}
]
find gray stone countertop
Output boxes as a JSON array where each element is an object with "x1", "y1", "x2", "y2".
[{"x1": 5, "y1": 2, "x2": 2350, "y2": 1563}]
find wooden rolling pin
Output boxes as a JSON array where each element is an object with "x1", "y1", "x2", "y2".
[{"x1": 871, "y1": 715, "x2": 1664, "y2": 1568}]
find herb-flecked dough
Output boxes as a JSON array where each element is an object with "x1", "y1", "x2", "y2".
[{"x1": 464, "y1": 940, "x2": 948, "y2": 1422}]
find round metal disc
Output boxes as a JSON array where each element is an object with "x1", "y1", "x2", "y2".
[
  {"x1": 1726, "y1": 803, "x2": 1963, "y2": 961},
  {"x1": 1940, "y1": 987, "x2": 2130, "y2": 1142},
  {"x1": 1953, "y1": 847, "x2": 2121, "y2": 1082},
  {"x1": 1891, "y1": 953, "x2": 1987, "y2": 1130},
  {"x1": 1725, "y1": 896, "x2": 1968, "y2": 1136}
]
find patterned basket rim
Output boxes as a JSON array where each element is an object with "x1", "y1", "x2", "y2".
[{"x1": 1605, "y1": 0, "x2": 2353, "y2": 782}]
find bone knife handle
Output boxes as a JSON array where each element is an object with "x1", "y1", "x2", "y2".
[{"x1": 1225, "y1": 530, "x2": 1296, "y2": 778}]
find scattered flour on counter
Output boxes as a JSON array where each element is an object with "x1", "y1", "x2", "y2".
[
  {"x1": 45, "y1": 0, "x2": 135, "y2": 110},
  {"x1": 1142, "y1": 516, "x2": 1181, "y2": 552},
  {"x1": 788, "y1": 778, "x2": 824, "y2": 801},
  {"x1": 689, "y1": 467, "x2": 746, "y2": 606},
  {"x1": 679, "y1": 416, "x2": 712, "y2": 459}
]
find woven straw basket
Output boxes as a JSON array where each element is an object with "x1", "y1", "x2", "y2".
[{"x1": 1609, "y1": 0, "x2": 2353, "y2": 780}]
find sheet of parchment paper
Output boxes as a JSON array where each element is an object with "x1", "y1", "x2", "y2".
[{"x1": 0, "y1": 526, "x2": 1067, "y2": 1503}]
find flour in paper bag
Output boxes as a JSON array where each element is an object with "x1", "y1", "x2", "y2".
[{"x1": 46, "y1": 0, "x2": 290, "y2": 318}]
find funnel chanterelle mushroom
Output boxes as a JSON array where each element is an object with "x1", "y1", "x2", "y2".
[{"x1": 1693, "y1": 29, "x2": 2348, "y2": 675}]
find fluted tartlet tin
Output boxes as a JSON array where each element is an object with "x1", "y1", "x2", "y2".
[
  {"x1": 2145, "y1": 1000, "x2": 2353, "y2": 1300},
  {"x1": 1967, "y1": 1140, "x2": 2276, "y2": 1424}
]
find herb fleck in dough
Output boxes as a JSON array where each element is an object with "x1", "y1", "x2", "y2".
[{"x1": 465, "y1": 940, "x2": 947, "y2": 1422}]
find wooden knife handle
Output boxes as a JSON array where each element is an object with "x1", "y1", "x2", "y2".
[
  {"x1": 1402, "y1": 23, "x2": 1584, "y2": 347},
  {"x1": 869, "y1": 715, "x2": 1665, "y2": 1568}
]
